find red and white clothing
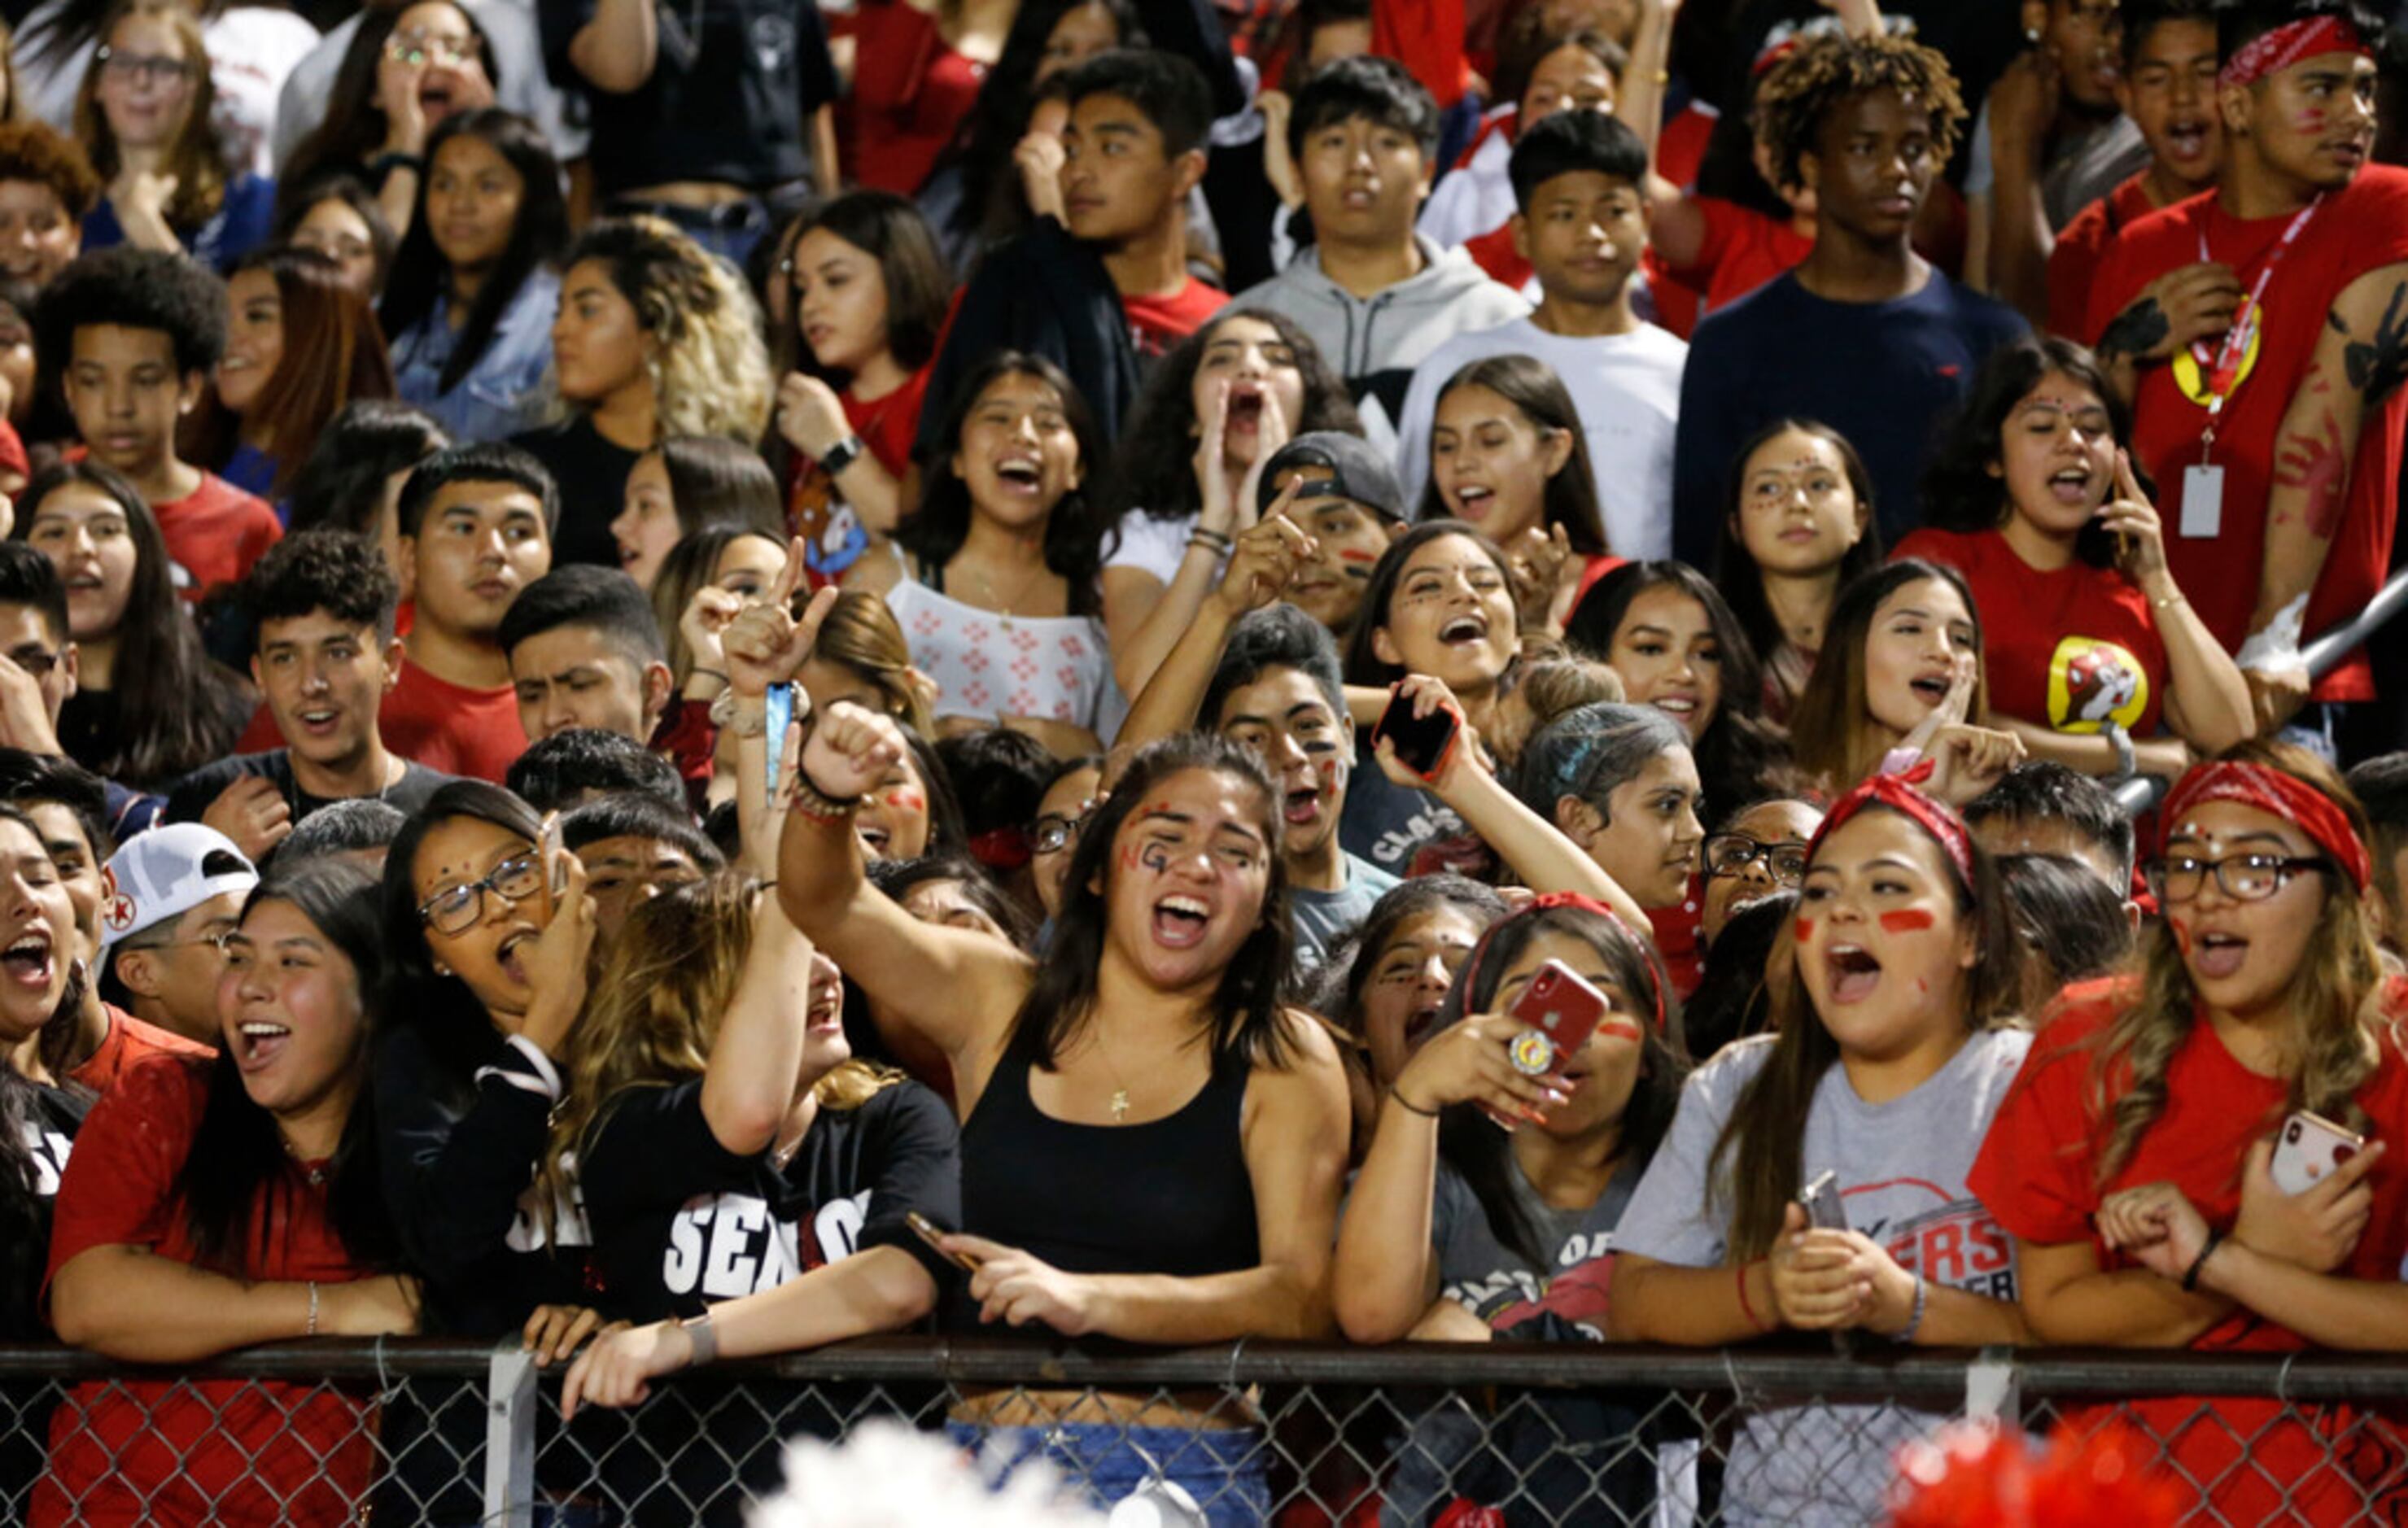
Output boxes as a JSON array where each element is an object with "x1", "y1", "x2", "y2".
[
  {"x1": 885, "y1": 576, "x2": 1123, "y2": 737},
  {"x1": 153, "y1": 472, "x2": 282, "y2": 601},
  {"x1": 1124, "y1": 279, "x2": 1229, "y2": 362},
  {"x1": 2048, "y1": 171, "x2": 2158, "y2": 340},
  {"x1": 1645, "y1": 198, "x2": 1814, "y2": 340},
  {"x1": 379, "y1": 657, "x2": 526, "y2": 784},
  {"x1": 2088, "y1": 167, "x2": 2408, "y2": 702},
  {"x1": 1420, "y1": 106, "x2": 1518, "y2": 251},
  {"x1": 64, "y1": 1004, "x2": 212, "y2": 1094},
  {"x1": 1971, "y1": 977, "x2": 2408, "y2": 1526},
  {"x1": 35, "y1": 1055, "x2": 382, "y2": 1527},
  {"x1": 786, "y1": 365, "x2": 932, "y2": 590},
  {"x1": 1893, "y1": 526, "x2": 2168, "y2": 740}
]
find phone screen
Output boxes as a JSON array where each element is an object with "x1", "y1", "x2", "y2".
[{"x1": 1375, "y1": 692, "x2": 1459, "y2": 780}]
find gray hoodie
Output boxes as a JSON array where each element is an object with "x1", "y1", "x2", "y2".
[{"x1": 1235, "y1": 235, "x2": 1529, "y2": 459}]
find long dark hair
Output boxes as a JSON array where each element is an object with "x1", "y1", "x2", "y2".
[
  {"x1": 1416, "y1": 354, "x2": 1609, "y2": 557},
  {"x1": 1435, "y1": 902, "x2": 1688, "y2": 1267},
  {"x1": 1340, "y1": 519, "x2": 1519, "y2": 688},
  {"x1": 774, "y1": 190, "x2": 950, "y2": 384},
  {"x1": 1102, "y1": 308, "x2": 1359, "y2": 527},
  {"x1": 378, "y1": 780, "x2": 545, "y2": 1090},
  {"x1": 1013, "y1": 732, "x2": 1295, "y2": 1068},
  {"x1": 378, "y1": 109, "x2": 566, "y2": 395},
  {"x1": 283, "y1": 1, "x2": 500, "y2": 203},
  {"x1": 205, "y1": 245, "x2": 397, "y2": 496},
  {"x1": 1566, "y1": 561, "x2": 1794, "y2": 820},
  {"x1": 177, "y1": 861, "x2": 400, "y2": 1274},
  {"x1": 286, "y1": 399, "x2": 449, "y2": 537},
  {"x1": 1711, "y1": 804, "x2": 2019, "y2": 1260},
  {"x1": 898, "y1": 351, "x2": 1108, "y2": 618},
  {"x1": 11, "y1": 461, "x2": 244, "y2": 784},
  {"x1": 1309, "y1": 874, "x2": 1508, "y2": 1041},
  {"x1": 0, "y1": 800, "x2": 85, "y2": 1338},
  {"x1": 1788, "y1": 559, "x2": 1989, "y2": 793},
  {"x1": 1711, "y1": 417, "x2": 1884, "y2": 671},
  {"x1": 1921, "y1": 335, "x2": 2136, "y2": 570}
]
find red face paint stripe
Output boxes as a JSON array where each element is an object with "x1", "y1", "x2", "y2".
[
  {"x1": 1793, "y1": 917, "x2": 1816, "y2": 944},
  {"x1": 1878, "y1": 909, "x2": 1935, "y2": 933},
  {"x1": 1597, "y1": 1019, "x2": 1645, "y2": 1044}
]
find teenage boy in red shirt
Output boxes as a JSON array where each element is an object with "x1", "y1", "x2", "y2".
[
  {"x1": 379, "y1": 444, "x2": 557, "y2": 783},
  {"x1": 2091, "y1": 0, "x2": 2408, "y2": 736}
]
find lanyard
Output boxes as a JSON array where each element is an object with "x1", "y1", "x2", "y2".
[{"x1": 2194, "y1": 195, "x2": 2323, "y2": 451}]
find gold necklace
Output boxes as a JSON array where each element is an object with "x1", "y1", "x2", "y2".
[
  {"x1": 1088, "y1": 1024, "x2": 1135, "y2": 1124},
  {"x1": 961, "y1": 556, "x2": 1052, "y2": 624}
]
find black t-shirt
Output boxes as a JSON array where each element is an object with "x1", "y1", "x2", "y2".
[
  {"x1": 579, "y1": 1075, "x2": 960, "y2": 1324},
  {"x1": 164, "y1": 751, "x2": 455, "y2": 847},
  {"x1": 537, "y1": 0, "x2": 837, "y2": 195},
  {"x1": 3, "y1": 1076, "x2": 85, "y2": 1339},
  {"x1": 509, "y1": 415, "x2": 640, "y2": 572}
]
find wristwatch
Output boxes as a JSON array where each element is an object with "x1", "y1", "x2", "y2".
[
  {"x1": 819, "y1": 434, "x2": 866, "y2": 476},
  {"x1": 680, "y1": 1311, "x2": 719, "y2": 1366}
]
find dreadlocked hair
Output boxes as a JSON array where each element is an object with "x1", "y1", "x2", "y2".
[
  {"x1": 1752, "y1": 31, "x2": 1966, "y2": 190},
  {"x1": 2088, "y1": 740, "x2": 2387, "y2": 1187}
]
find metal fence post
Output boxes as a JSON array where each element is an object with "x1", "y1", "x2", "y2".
[
  {"x1": 485, "y1": 1342, "x2": 538, "y2": 1528},
  {"x1": 1963, "y1": 1346, "x2": 2020, "y2": 1428}
]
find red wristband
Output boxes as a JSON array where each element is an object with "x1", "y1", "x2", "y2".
[{"x1": 1736, "y1": 1260, "x2": 1776, "y2": 1334}]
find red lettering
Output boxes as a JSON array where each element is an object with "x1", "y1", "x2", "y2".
[
  {"x1": 1966, "y1": 1216, "x2": 2012, "y2": 1276},
  {"x1": 1922, "y1": 1220, "x2": 1968, "y2": 1285}
]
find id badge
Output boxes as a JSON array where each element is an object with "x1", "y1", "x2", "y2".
[
  {"x1": 2180, "y1": 465, "x2": 2225, "y2": 539},
  {"x1": 763, "y1": 683, "x2": 794, "y2": 810}
]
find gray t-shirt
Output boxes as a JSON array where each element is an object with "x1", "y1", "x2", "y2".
[
  {"x1": 1615, "y1": 1026, "x2": 2032, "y2": 1526},
  {"x1": 1432, "y1": 1152, "x2": 1644, "y2": 1338},
  {"x1": 1291, "y1": 853, "x2": 1401, "y2": 971},
  {"x1": 1965, "y1": 101, "x2": 2153, "y2": 229}
]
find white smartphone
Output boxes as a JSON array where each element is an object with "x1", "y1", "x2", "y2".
[
  {"x1": 1800, "y1": 1169, "x2": 1848, "y2": 1233},
  {"x1": 2270, "y1": 1110, "x2": 2368, "y2": 1196}
]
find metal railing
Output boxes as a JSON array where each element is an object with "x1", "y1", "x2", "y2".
[{"x1": 4, "y1": 1338, "x2": 2407, "y2": 1525}]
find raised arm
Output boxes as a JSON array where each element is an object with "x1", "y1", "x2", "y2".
[
  {"x1": 568, "y1": 0, "x2": 658, "y2": 93},
  {"x1": 1114, "y1": 504, "x2": 1314, "y2": 764},
  {"x1": 2096, "y1": 449, "x2": 2254, "y2": 753}
]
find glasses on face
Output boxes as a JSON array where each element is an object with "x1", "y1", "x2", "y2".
[
  {"x1": 417, "y1": 851, "x2": 544, "y2": 935},
  {"x1": 1031, "y1": 810, "x2": 1089, "y2": 856},
  {"x1": 96, "y1": 48, "x2": 194, "y2": 87},
  {"x1": 2145, "y1": 853, "x2": 2333, "y2": 905},
  {"x1": 385, "y1": 33, "x2": 478, "y2": 68},
  {"x1": 1702, "y1": 833, "x2": 1809, "y2": 884}
]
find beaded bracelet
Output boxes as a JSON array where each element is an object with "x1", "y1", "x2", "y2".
[{"x1": 1889, "y1": 1273, "x2": 1927, "y2": 1343}]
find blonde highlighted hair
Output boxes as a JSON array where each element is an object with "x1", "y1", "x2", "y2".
[
  {"x1": 2089, "y1": 740, "x2": 2389, "y2": 1185},
  {"x1": 563, "y1": 216, "x2": 774, "y2": 445}
]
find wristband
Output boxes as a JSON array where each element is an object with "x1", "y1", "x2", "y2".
[
  {"x1": 791, "y1": 769, "x2": 861, "y2": 823},
  {"x1": 2181, "y1": 1227, "x2": 2227, "y2": 1293},
  {"x1": 680, "y1": 1311, "x2": 719, "y2": 1366},
  {"x1": 1889, "y1": 1273, "x2": 1927, "y2": 1343},
  {"x1": 1387, "y1": 1084, "x2": 1440, "y2": 1119},
  {"x1": 1187, "y1": 526, "x2": 1234, "y2": 557},
  {"x1": 1736, "y1": 1260, "x2": 1775, "y2": 1334},
  {"x1": 369, "y1": 151, "x2": 422, "y2": 181}
]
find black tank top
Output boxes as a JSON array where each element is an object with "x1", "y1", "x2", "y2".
[{"x1": 953, "y1": 1015, "x2": 1260, "y2": 1329}]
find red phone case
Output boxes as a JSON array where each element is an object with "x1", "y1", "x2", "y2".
[{"x1": 1510, "y1": 961, "x2": 1606, "y2": 1059}]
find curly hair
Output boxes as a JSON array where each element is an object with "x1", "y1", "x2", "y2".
[
  {"x1": 242, "y1": 526, "x2": 398, "y2": 640},
  {"x1": 0, "y1": 120, "x2": 99, "y2": 218},
  {"x1": 563, "y1": 216, "x2": 773, "y2": 444},
  {"x1": 2089, "y1": 740, "x2": 2388, "y2": 1186},
  {"x1": 73, "y1": 0, "x2": 226, "y2": 234},
  {"x1": 1101, "y1": 307, "x2": 1359, "y2": 527},
  {"x1": 37, "y1": 243, "x2": 225, "y2": 379},
  {"x1": 1752, "y1": 30, "x2": 1966, "y2": 191}
]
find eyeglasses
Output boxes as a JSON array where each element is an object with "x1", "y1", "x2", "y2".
[
  {"x1": 1702, "y1": 833, "x2": 1810, "y2": 884},
  {"x1": 1031, "y1": 810, "x2": 1090, "y2": 856},
  {"x1": 384, "y1": 34, "x2": 478, "y2": 68},
  {"x1": 96, "y1": 48, "x2": 194, "y2": 86},
  {"x1": 417, "y1": 851, "x2": 544, "y2": 935},
  {"x1": 2144, "y1": 853, "x2": 2334, "y2": 905},
  {"x1": 121, "y1": 928, "x2": 235, "y2": 958}
]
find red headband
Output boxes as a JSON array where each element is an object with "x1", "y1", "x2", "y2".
[
  {"x1": 1806, "y1": 765, "x2": 1975, "y2": 889},
  {"x1": 2220, "y1": 15, "x2": 2369, "y2": 89},
  {"x1": 1457, "y1": 891, "x2": 1667, "y2": 1034},
  {"x1": 2161, "y1": 761, "x2": 2371, "y2": 890}
]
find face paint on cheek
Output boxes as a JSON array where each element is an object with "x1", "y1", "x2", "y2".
[
  {"x1": 1140, "y1": 840, "x2": 1171, "y2": 873},
  {"x1": 883, "y1": 791, "x2": 926, "y2": 813},
  {"x1": 1336, "y1": 548, "x2": 1379, "y2": 565},
  {"x1": 1878, "y1": 909, "x2": 1936, "y2": 934},
  {"x1": 1794, "y1": 916, "x2": 1816, "y2": 944},
  {"x1": 2169, "y1": 917, "x2": 2192, "y2": 955},
  {"x1": 1597, "y1": 1017, "x2": 1645, "y2": 1044}
]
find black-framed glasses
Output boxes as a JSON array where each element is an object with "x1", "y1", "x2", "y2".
[
  {"x1": 1031, "y1": 810, "x2": 1089, "y2": 856},
  {"x1": 1702, "y1": 833, "x2": 1809, "y2": 884},
  {"x1": 95, "y1": 47, "x2": 194, "y2": 85},
  {"x1": 417, "y1": 852, "x2": 544, "y2": 935},
  {"x1": 2145, "y1": 853, "x2": 2334, "y2": 905}
]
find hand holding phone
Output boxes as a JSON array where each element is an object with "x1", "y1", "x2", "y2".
[
  {"x1": 2270, "y1": 1111, "x2": 2370, "y2": 1196},
  {"x1": 1373, "y1": 685, "x2": 1462, "y2": 784},
  {"x1": 906, "y1": 1211, "x2": 982, "y2": 1273},
  {"x1": 1506, "y1": 959, "x2": 1606, "y2": 1077},
  {"x1": 537, "y1": 813, "x2": 564, "y2": 924},
  {"x1": 1800, "y1": 1170, "x2": 1848, "y2": 1233}
]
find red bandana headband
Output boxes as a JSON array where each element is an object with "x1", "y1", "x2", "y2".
[
  {"x1": 2161, "y1": 760, "x2": 2371, "y2": 890},
  {"x1": 1456, "y1": 891, "x2": 1667, "y2": 1035},
  {"x1": 2220, "y1": 15, "x2": 2369, "y2": 89},
  {"x1": 1806, "y1": 765, "x2": 1975, "y2": 890}
]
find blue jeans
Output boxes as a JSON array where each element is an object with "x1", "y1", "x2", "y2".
[{"x1": 946, "y1": 1420, "x2": 1270, "y2": 1526}]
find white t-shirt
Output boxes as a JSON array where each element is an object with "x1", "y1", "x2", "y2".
[
  {"x1": 1615, "y1": 1026, "x2": 2030, "y2": 1526},
  {"x1": 18, "y1": 3, "x2": 320, "y2": 179},
  {"x1": 1395, "y1": 316, "x2": 1686, "y2": 562},
  {"x1": 1100, "y1": 505, "x2": 1199, "y2": 587}
]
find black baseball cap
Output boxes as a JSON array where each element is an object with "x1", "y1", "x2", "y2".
[{"x1": 1256, "y1": 431, "x2": 1408, "y2": 523}]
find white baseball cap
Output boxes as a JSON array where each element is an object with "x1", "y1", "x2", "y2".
[{"x1": 100, "y1": 823, "x2": 259, "y2": 950}]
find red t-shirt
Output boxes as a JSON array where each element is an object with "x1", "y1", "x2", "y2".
[
  {"x1": 2048, "y1": 171, "x2": 2158, "y2": 339},
  {"x1": 786, "y1": 365, "x2": 932, "y2": 590},
  {"x1": 1124, "y1": 279, "x2": 1229, "y2": 362},
  {"x1": 34, "y1": 1055, "x2": 380, "y2": 1527},
  {"x1": 379, "y1": 655, "x2": 525, "y2": 784},
  {"x1": 153, "y1": 471, "x2": 282, "y2": 601},
  {"x1": 1893, "y1": 526, "x2": 2168, "y2": 740},
  {"x1": 1969, "y1": 977, "x2": 2408, "y2": 1524},
  {"x1": 846, "y1": 0, "x2": 987, "y2": 194},
  {"x1": 1645, "y1": 878, "x2": 1704, "y2": 1002},
  {"x1": 2089, "y1": 166, "x2": 2408, "y2": 703},
  {"x1": 64, "y1": 1003, "x2": 212, "y2": 1094},
  {"x1": 1648, "y1": 197, "x2": 1814, "y2": 339},
  {"x1": 0, "y1": 417, "x2": 28, "y2": 481}
]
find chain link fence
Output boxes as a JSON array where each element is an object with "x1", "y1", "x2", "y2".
[{"x1": 5, "y1": 1338, "x2": 2408, "y2": 1525}]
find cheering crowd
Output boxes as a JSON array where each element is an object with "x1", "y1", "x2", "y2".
[{"x1": 0, "y1": 0, "x2": 2402, "y2": 1518}]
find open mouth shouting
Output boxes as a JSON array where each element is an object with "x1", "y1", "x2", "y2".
[
  {"x1": 992, "y1": 452, "x2": 1046, "y2": 497},
  {"x1": 2162, "y1": 114, "x2": 2212, "y2": 169},
  {"x1": 1151, "y1": 893, "x2": 1213, "y2": 949},
  {"x1": 855, "y1": 821, "x2": 893, "y2": 859},
  {"x1": 0, "y1": 928, "x2": 52, "y2": 994},
  {"x1": 1449, "y1": 482, "x2": 1496, "y2": 522},
  {"x1": 1402, "y1": 1002, "x2": 1444, "y2": 1050},
  {"x1": 1438, "y1": 613, "x2": 1490, "y2": 650},
  {"x1": 2192, "y1": 927, "x2": 2248, "y2": 981},
  {"x1": 1822, "y1": 942, "x2": 1882, "y2": 1005},
  {"x1": 1226, "y1": 381, "x2": 1266, "y2": 434},
  {"x1": 2047, "y1": 462, "x2": 2096, "y2": 507},
  {"x1": 1907, "y1": 669, "x2": 1955, "y2": 708},
  {"x1": 496, "y1": 928, "x2": 538, "y2": 987},
  {"x1": 236, "y1": 1018, "x2": 293, "y2": 1072}
]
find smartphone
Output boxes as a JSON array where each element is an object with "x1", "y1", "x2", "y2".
[
  {"x1": 536, "y1": 813, "x2": 564, "y2": 923},
  {"x1": 905, "y1": 1211, "x2": 981, "y2": 1273},
  {"x1": 1373, "y1": 688, "x2": 1460, "y2": 783},
  {"x1": 2270, "y1": 1111, "x2": 2368, "y2": 1195},
  {"x1": 763, "y1": 683, "x2": 796, "y2": 814},
  {"x1": 1800, "y1": 1169, "x2": 1849, "y2": 1233},
  {"x1": 1508, "y1": 960, "x2": 1607, "y2": 1070}
]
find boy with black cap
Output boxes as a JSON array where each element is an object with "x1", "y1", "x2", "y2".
[{"x1": 1256, "y1": 431, "x2": 1408, "y2": 640}]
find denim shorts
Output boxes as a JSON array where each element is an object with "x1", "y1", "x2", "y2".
[{"x1": 946, "y1": 1419, "x2": 1270, "y2": 1526}]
